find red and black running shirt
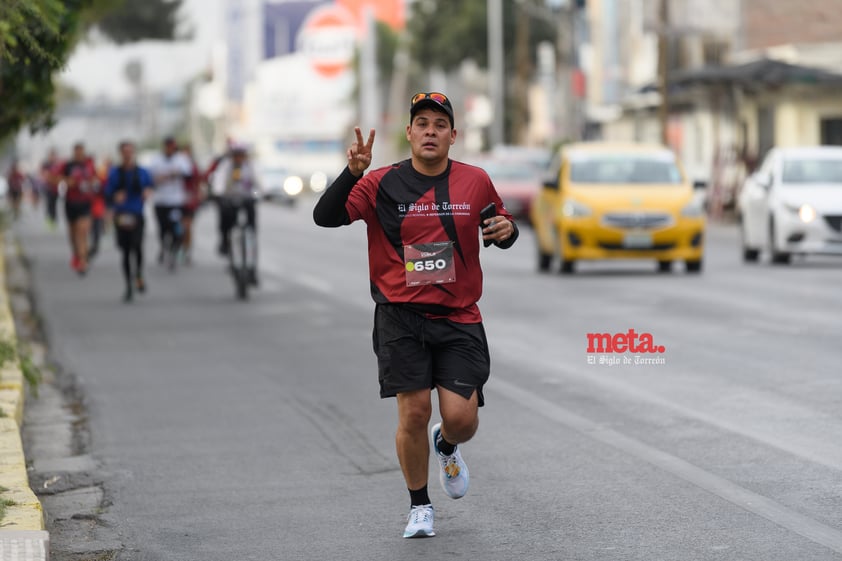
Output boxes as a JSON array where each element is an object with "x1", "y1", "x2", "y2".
[
  {"x1": 61, "y1": 158, "x2": 98, "y2": 204},
  {"x1": 341, "y1": 159, "x2": 513, "y2": 324}
]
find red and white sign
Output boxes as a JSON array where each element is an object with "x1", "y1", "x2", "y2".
[{"x1": 296, "y1": 5, "x2": 357, "y2": 78}]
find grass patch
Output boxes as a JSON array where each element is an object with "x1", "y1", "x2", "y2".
[
  {"x1": 17, "y1": 344, "x2": 42, "y2": 397},
  {"x1": 0, "y1": 498, "x2": 17, "y2": 521},
  {"x1": 0, "y1": 338, "x2": 15, "y2": 367},
  {"x1": 0, "y1": 486, "x2": 13, "y2": 523},
  {"x1": 0, "y1": 337, "x2": 42, "y2": 397},
  {"x1": 0, "y1": 485, "x2": 16, "y2": 521}
]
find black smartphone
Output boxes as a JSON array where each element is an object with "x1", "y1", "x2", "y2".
[{"x1": 479, "y1": 202, "x2": 497, "y2": 247}]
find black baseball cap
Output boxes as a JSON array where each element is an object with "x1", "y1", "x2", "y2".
[{"x1": 410, "y1": 92, "x2": 454, "y2": 127}]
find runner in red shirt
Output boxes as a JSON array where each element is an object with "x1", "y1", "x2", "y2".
[
  {"x1": 89, "y1": 156, "x2": 111, "y2": 259},
  {"x1": 5, "y1": 159, "x2": 27, "y2": 220},
  {"x1": 314, "y1": 92, "x2": 518, "y2": 539},
  {"x1": 60, "y1": 142, "x2": 99, "y2": 274},
  {"x1": 181, "y1": 143, "x2": 204, "y2": 265}
]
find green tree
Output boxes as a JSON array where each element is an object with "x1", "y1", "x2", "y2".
[
  {"x1": 407, "y1": 0, "x2": 556, "y2": 73},
  {"x1": 0, "y1": 0, "x2": 184, "y2": 144},
  {"x1": 97, "y1": 0, "x2": 187, "y2": 44},
  {"x1": 406, "y1": 0, "x2": 558, "y2": 144}
]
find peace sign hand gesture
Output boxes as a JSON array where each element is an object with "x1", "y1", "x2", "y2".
[{"x1": 347, "y1": 127, "x2": 375, "y2": 177}]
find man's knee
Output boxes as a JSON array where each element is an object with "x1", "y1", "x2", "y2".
[
  {"x1": 397, "y1": 391, "x2": 432, "y2": 432},
  {"x1": 439, "y1": 389, "x2": 480, "y2": 442}
]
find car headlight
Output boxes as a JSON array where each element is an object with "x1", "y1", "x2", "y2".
[
  {"x1": 798, "y1": 204, "x2": 817, "y2": 223},
  {"x1": 562, "y1": 200, "x2": 591, "y2": 218},
  {"x1": 681, "y1": 200, "x2": 705, "y2": 217},
  {"x1": 310, "y1": 171, "x2": 328, "y2": 193},
  {"x1": 283, "y1": 176, "x2": 304, "y2": 196},
  {"x1": 784, "y1": 202, "x2": 817, "y2": 223}
]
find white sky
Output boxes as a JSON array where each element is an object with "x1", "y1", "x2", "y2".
[{"x1": 60, "y1": 0, "x2": 225, "y2": 101}]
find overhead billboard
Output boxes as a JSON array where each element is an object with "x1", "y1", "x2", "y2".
[{"x1": 252, "y1": 0, "x2": 404, "y2": 140}]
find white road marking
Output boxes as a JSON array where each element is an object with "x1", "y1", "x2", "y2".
[{"x1": 491, "y1": 378, "x2": 842, "y2": 555}]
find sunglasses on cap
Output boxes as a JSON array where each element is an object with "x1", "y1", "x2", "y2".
[{"x1": 411, "y1": 92, "x2": 448, "y2": 106}]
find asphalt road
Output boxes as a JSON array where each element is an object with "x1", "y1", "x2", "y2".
[{"x1": 13, "y1": 195, "x2": 842, "y2": 561}]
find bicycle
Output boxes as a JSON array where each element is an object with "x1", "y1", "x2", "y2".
[{"x1": 225, "y1": 196, "x2": 257, "y2": 300}]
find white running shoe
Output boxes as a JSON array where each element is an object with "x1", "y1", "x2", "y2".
[
  {"x1": 403, "y1": 504, "x2": 435, "y2": 538},
  {"x1": 430, "y1": 422, "x2": 470, "y2": 499}
]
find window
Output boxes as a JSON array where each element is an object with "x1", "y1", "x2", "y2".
[{"x1": 820, "y1": 118, "x2": 842, "y2": 146}]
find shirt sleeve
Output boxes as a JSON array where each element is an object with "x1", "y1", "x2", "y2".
[
  {"x1": 313, "y1": 166, "x2": 359, "y2": 227},
  {"x1": 178, "y1": 154, "x2": 193, "y2": 176},
  {"x1": 104, "y1": 169, "x2": 119, "y2": 204},
  {"x1": 345, "y1": 172, "x2": 378, "y2": 223},
  {"x1": 140, "y1": 168, "x2": 154, "y2": 189}
]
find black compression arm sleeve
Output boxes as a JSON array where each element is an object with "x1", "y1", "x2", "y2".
[
  {"x1": 495, "y1": 221, "x2": 519, "y2": 249},
  {"x1": 313, "y1": 166, "x2": 359, "y2": 227}
]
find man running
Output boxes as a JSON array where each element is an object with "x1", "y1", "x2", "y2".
[
  {"x1": 61, "y1": 142, "x2": 99, "y2": 275},
  {"x1": 313, "y1": 92, "x2": 518, "y2": 538},
  {"x1": 41, "y1": 149, "x2": 62, "y2": 228},
  {"x1": 105, "y1": 141, "x2": 154, "y2": 302}
]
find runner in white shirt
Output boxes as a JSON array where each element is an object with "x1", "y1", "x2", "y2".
[{"x1": 150, "y1": 136, "x2": 192, "y2": 265}]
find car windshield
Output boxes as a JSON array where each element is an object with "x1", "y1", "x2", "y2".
[
  {"x1": 569, "y1": 155, "x2": 682, "y2": 184},
  {"x1": 781, "y1": 158, "x2": 842, "y2": 184},
  {"x1": 260, "y1": 169, "x2": 286, "y2": 178},
  {"x1": 477, "y1": 161, "x2": 540, "y2": 181}
]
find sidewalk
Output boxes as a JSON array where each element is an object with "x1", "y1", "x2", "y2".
[{"x1": 0, "y1": 231, "x2": 49, "y2": 560}]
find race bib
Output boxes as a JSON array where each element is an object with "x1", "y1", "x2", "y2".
[
  {"x1": 115, "y1": 213, "x2": 138, "y2": 229},
  {"x1": 404, "y1": 242, "x2": 456, "y2": 286}
]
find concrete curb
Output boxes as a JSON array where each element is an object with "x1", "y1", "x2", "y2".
[{"x1": 0, "y1": 233, "x2": 49, "y2": 559}]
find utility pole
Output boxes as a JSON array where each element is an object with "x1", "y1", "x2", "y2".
[
  {"x1": 559, "y1": 1, "x2": 578, "y2": 142},
  {"x1": 513, "y1": 2, "x2": 531, "y2": 145},
  {"x1": 488, "y1": 0, "x2": 505, "y2": 148},
  {"x1": 657, "y1": 0, "x2": 670, "y2": 146}
]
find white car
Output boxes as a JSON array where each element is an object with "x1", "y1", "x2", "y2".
[
  {"x1": 737, "y1": 146, "x2": 842, "y2": 264},
  {"x1": 256, "y1": 165, "x2": 297, "y2": 204}
]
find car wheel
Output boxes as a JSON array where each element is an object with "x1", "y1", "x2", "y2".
[
  {"x1": 769, "y1": 218, "x2": 791, "y2": 265},
  {"x1": 686, "y1": 259, "x2": 703, "y2": 273},
  {"x1": 560, "y1": 259, "x2": 575, "y2": 274},
  {"x1": 537, "y1": 251, "x2": 553, "y2": 273},
  {"x1": 657, "y1": 260, "x2": 672, "y2": 273},
  {"x1": 743, "y1": 247, "x2": 760, "y2": 262},
  {"x1": 738, "y1": 217, "x2": 760, "y2": 262}
]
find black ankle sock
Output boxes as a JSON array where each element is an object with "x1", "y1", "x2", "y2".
[
  {"x1": 436, "y1": 432, "x2": 457, "y2": 456},
  {"x1": 409, "y1": 485, "x2": 431, "y2": 507}
]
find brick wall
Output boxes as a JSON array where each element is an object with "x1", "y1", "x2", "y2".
[{"x1": 743, "y1": 0, "x2": 842, "y2": 49}]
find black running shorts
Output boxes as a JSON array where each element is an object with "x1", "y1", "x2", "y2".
[
  {"x1": 372, "y1": 303, "x2": 491, "y2": 406},
  {"x1": 64, "y1": 200, "x2": 91, "y2": 223},
  {"x1": 114, "y1": 214, "x2": 145, "y2": 250}
]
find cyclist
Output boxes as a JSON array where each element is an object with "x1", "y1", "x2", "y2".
[
  {"x1": 149, "y1": 136, "x2": 191, "y2": 268},
  {"x1": 105, "y1": 141, "x2": 154, "y2": 302},
  {"x1": 210, "y1": 144, "x2": 260, "y2": 285},
  {"x1": 205, "y1": 142, "x2": 234, "y2": 256}
]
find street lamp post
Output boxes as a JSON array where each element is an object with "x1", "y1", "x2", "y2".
[{"x1": 488, "y1": 0, "x2": 505, "y2": 148}]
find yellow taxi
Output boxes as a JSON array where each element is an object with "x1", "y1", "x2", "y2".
[{"x1": 530, "y1": 142, "x2": 705, "y2": 274}]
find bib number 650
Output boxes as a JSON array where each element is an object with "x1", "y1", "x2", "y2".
[{"x1": 407, "y1": 259, "x2": 447, "y2": 272}]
